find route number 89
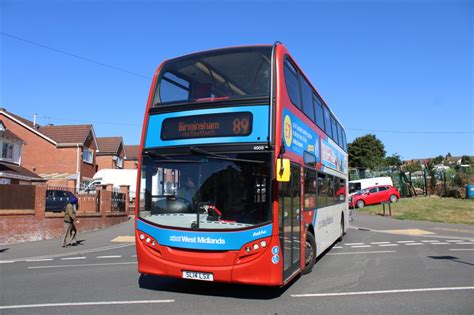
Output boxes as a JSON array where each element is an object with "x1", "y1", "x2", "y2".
[{"x1": 233, "y1": 118, "x2": 250, "y2": 134}]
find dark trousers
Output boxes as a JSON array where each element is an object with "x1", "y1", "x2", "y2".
[{"x1": 62, "y1": 222, "x2": 77, "y2": 246}]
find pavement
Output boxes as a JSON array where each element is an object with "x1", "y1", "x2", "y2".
[{"x1": 0, "y1": 216, "x2": 135, "y2": 262}]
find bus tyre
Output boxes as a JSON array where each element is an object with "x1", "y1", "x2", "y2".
[
  {"x1": 390, "y1": 195, "x2": 398, "y2": 203},
  {"x1": 303, "y1": 232, "x2": 316, "y2": 275},
  {"x1": 338, "y1": 214, "x2": 345, "y2": 242},
  {"x1": 356, "y1": 200, "x2": 365, "y2": 208}
]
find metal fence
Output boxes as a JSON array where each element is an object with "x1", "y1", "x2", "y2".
[
  {"x1": 349, "y1": 166, "x2": 474, "y2": 198},
  {"x1": 111, "y1": 190, "x2": 126, "y2": 212},
  {"x1": 0, "y1": 185, "x2": 36, "y2": 210},
  {"x1": 46, "y1": 185, "x2": 100, "y2": 212}
]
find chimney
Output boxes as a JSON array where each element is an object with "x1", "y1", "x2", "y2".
[{"x1": 33, "y1": 113, "x2": 37, "y2": 126}]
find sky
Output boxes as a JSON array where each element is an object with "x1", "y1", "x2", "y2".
[{"x1": 1, "y1": 0, "x2": 473, "y2": 160}]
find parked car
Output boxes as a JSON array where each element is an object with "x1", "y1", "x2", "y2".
[
  {"x1": 45, "y1": 190, "x2": 77, "y2": 212},
  {"x1": 349, "y1": 185, "x2": 400, "y2": 208},
  {"x1": 349, "y1": 177, "x2": 393, "y2": 195}
]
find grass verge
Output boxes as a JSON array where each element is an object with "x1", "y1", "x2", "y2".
[{"x1": 356, "y1": 196, "x2": 474, "y2": 225}]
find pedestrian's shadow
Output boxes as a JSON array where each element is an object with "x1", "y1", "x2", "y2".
[
  {"x1": 138, "y1": 273, "x2": 297, "y2": 300},
  {"x1": 71, "y1": 240, "x2": 86, "y2": 246},
  {"x1": 0, "y1": 248, "x2": 9, "y2": 253}
]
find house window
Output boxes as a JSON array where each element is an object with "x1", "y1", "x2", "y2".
[
  {"x1": 83, "y1": 148, "x2": 94, "y2": 164},
  {"x1": 115, "y1": 156, "x2": 123, "y2": 168},
  {"x1": 0, "y1": 178, "x2": 11, "y2": 184},
  {"x1": 1, "y1": 142, "x2": 13, "y2": 159}
]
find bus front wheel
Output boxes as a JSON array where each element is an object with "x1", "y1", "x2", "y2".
[{"x1": 302, "y1": 232, "x2": 316, "y2": 275}]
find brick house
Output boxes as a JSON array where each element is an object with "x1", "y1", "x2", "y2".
[
  {"x1": 0, "y1": 108, "x2": 98, "y2": 189},
  {"x1": 96, "y1": 137, "x2": 125, "y2": 171},
  {"x1": 0, "y1": 120, "x2": 44, "y2": 184},
  {"x1": 123, "y1": 145, "x2": 139, "y2": 169}
]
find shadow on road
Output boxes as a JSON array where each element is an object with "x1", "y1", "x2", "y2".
[
  {"x1": 138, "y1": 273, "x2": 298, "y2": 300},
  {"x1": 428, "y1": 255, "x2": 474, "y2": 267}
]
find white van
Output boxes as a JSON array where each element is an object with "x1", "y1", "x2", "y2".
[
  {"x1": 85, "y1": 169, "x2": 138, "y2": 200},
  {"x1": 348, "y1": 176, "x2": 393, "y2": 195}
]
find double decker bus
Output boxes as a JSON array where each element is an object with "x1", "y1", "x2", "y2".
[{"x1": 136, "y1": 43, "x2": 348, "y2": 286}]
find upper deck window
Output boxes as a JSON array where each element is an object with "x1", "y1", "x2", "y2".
[
  {"x1": 330, "y1": 116, "x2": 339, "y2": 144},
  {"x1": 283, "y1": 59, "x2": 301, "y2": 109},
  {"x1": 153, "y1": 47, "x2": 272, "y2": 106},
  {"x1": 323, "y1": 105, "x2": 332, "y2": 139},
  {"x1": 300, "y1": 77, "x2": 315, "y2": 120},
  {"x1": 313, "y1": 95, "x2": 325, "y2": 132}
]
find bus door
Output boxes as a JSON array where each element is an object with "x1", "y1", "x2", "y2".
[{"x1": 279, "y1": 164, "x2": 301, "y2": 280}]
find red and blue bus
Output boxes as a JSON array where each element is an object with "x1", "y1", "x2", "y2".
[{"x1": 135, "y1": 43, "x2": 348, "y2": 286}]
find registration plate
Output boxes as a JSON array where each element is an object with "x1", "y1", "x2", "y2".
[{"x1": 182, "y1": 271, "x2": 214, "y2": 281}]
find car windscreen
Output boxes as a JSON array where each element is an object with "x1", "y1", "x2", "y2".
[{"x1": 153, "y1": 46, "x2": 272, "y2": 106}]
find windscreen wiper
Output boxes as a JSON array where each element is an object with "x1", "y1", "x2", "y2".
[
  {"x1": 143, "y1": 151, "x2": 171, "y2": 159},
  {"x1": 143, "y1": 151, "x2": 203, "y2": 163},
  {"x1": 190, "y1": 147, "x2": 263, "y2": 164}
]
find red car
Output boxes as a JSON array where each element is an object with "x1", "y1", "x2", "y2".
[{"x1": 350, "y1": 185, "x2": 400, "y2": 208}]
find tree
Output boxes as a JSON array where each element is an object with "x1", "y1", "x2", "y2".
[
  {"x1": 348, "y1": 134, "x2": 386, "y2": 170},
  {"x1": 432, "y1": 155, "x2": 444, "y2": 165},
  {"x1": 403, "y1": 161, "x2": 422, "y2": 173},
  {"x1": 385, "y1": 154, "x2": 402, "y2": 167},
  {"x1": 461, "y1": 155, "x2": 471, "y2": 165}
]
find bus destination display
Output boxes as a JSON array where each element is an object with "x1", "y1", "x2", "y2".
[{"x1": 160, "y1": 112, "x2": 253, "y2": 140}]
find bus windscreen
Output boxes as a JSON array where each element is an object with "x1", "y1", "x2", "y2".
[
  {"x1": 153, "y1": 46, "x2": 272, "y2": 106},
  {"x1": 138, "y1": 152, "x2": 271, "y2": 230}
]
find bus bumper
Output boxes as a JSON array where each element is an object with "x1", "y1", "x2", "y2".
[{"x1": 136, "y1": 233, "x2": 282, "y2": 286}]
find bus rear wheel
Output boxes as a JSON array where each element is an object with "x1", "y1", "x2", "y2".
[
  {"x1": 338, "y1": 214, "x2": 345, "y2": 242},
  {"x1": 303, "y1": 232, "x2": 316, "y2": 275}
]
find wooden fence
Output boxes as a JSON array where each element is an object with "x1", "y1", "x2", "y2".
[{"x1": 0, "y1": 185, "x2": 35, "y2": 210}]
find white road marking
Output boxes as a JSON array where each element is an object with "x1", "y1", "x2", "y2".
[
  {"x1": 431, "y1": 242, "x2": 449, "y2": 245},
  {"x1": 28, "y1": 262, "x2": 137, "y2": 269},
  {"x1": 5, "y1": 243, "x2": 132, "y2": 263},
  {"x1": 351, "y1": 245, "x2": 372, "y2": 248},
  {"x1": 291, "y1": 286, "x2": 474, "y2": 298},
  {"x1": 449, "y1": 249, "x2": 474, "y2": 251},
  {"x1": 371, "y1": 242, "x2": 390, "y2": 245},
  {"x1": 397, "y1": 241, "x2": 414, "y2": 243},
  {"x1": 455, "y1": 242, "x2": 474, "y2": 245},
  {"x1": 446, "y1": 240, "x2": 464, "y2": 242},
  {"x1": 421, "y1": 240, "x2": 439, "y2": 243},
  {"x1": 131, "y1": 255, "x2": 137, "y2": 258},
  {"x1": 0, "y1": 261, "x2": 15, "y2": 264},
  {"x1": 344, "y1": 243, "x2": 364, "y2": 246},
  {"x1": 0, "y1": 299, "x2": 175, "y2": 310},
  {"x1": 405, "y1": 243, "x2": 423, "y2": 246},
  {"x1": 25, "y1": 258, "x2": 54, "y2": 262},
  {"x1": 378, "y1": 244, "x2": 398, "y2": 247},
  {"x1": 60, "y1": 257, "x2": 86, "y2": 261},
  {"x1": 327, "y1": 250, "x2": 396, "y2": 256},
  {"x1": 333, "y1": 246, "x2": 343, "y2": 249},
  {"x1": 97, "y1": 255, "x2": 122, "y2": 259}
]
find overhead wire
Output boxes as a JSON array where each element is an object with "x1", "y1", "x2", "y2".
[{"x1": 1, "y1": 32, "x2": 151, "y2": 80}]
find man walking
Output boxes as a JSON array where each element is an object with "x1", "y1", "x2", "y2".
[{"x1": 62, "y1": 196, "x2": 78, "y2": 247}]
